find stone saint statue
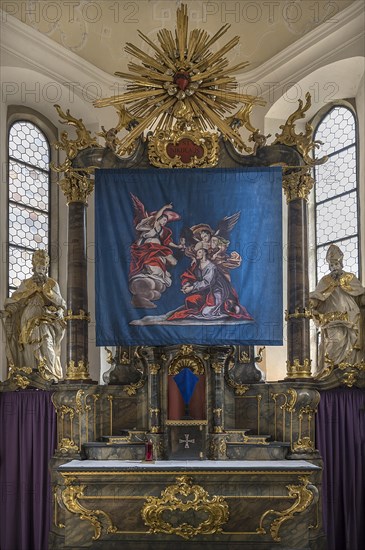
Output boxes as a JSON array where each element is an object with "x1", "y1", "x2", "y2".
[
  {"x1": 310, "y1": 244, "x2": 365, "y2": 373},
  {"x1": 0, "y1": 249, "x2": 67, "y2": 382}
]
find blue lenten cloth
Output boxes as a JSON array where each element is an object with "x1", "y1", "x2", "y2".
[{"x1": 173, "y1": 368, "x2": 199, "y2": 405}]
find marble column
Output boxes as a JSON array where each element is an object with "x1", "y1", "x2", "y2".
[
  {"x1": 60, "y1": 170, "x2": 94, "y2": 381},
  {"x1": 283, "y1": 168, "x2": 314, "y2": 379},
  {"x1": 210, "y1": 361, "x2": 224, "y2": 433},
  {"x1": 148, "y1": 363, "x2": 161, "y2": 433}
]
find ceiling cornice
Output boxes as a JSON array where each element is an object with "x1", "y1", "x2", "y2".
[
  {"x1": 236, "y1": 1, "x2": 364, "y2": 87},
  {"x1": 1, "y1": 1, "x2": 364, "y2": 102},
  {"x1": 0, "y1": 9, "x2": 118, "y2": 94}
]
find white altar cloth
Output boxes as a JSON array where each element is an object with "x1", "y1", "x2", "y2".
[{"x1": 59, "y1": 459, "x2": 319, "y2": 471}]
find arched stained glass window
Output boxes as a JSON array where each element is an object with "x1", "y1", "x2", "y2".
[
  {"x1": 8, "y1": 121, "x2": 51, "y2": 294},
  {"x1": 313, "y1": 105, "x2": 359, "y2": 281}
]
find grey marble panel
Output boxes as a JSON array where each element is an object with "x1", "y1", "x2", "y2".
[
  {"x1": 82, "y1": 442, "x2": 145, "y2": 460},
  {"x1": 226, "y1": 443, "x2": 289, "y2": 460}
]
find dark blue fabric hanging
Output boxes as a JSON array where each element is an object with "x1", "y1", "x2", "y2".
[
  {"x1": 95, "y1": 167, "x2": 283, "y2": 346},
  {"x1": 173, "y1": 367, "x2": 199, "y2": 405}
]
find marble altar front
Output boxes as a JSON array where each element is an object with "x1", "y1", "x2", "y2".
[{"x1": 52, "y1": 459, "x2": 324, "y2": 550}]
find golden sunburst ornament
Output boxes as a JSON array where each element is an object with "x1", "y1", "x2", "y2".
[{"x1": 94, "y1": 3, "x2": 264, "y2": 156}]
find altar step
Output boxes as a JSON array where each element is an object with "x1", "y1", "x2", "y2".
[
  {"x1": 225, "y1": 430, "x2": 290, "y2": 460},
  {"x1": 226, "y1": 440, "x2": 289, "y2": 460},
  {"x1": 82, "y1": 441, "x2": 145, "y2": 460},
  {"x1": 82, "y1": 430, "x2": 290, "y2": 461}
]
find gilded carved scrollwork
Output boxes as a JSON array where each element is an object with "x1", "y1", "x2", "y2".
[
  {"x1": 226, "y1": 102, "x2": 268, "y2": 154},
  {"x1": 122, "y1": 379, "x2": 146, "y2": 396},
  {"x1": 168, "y1": 346, "x2": 205, "y2": 375},
  {"x1": 52, "y1": 106, "x2": 97, "y2": 205},
  {"x1": 271, "y1": 388, "x2": 319, "y2": 453},
  {"x1": 315, "y1": 355, "x2": 365, "y2": 387},
  {"x1": 52, "y1": 105, "x2": 98, "y2": 204},
  {"x1": 52, "y1": 389, "x2": 100, "y2": 454},
  {"x1": 61, "y1": 477, "x2": 117, "y2": 540},
  {"x1": 96, "y1": 105, "x2": 139, "y2": 156},
  {"x1": 239, "y1": 350, "x2": 250, "y2": 363},
  {"x1": 6, "y1": 366, "x2": 33, "y2": 389},
  {"x1": 54, "y1": 105, "x2": 99, "y2": 160},
  {"x1": 273, "y1": 93, "x2": 327, "y2": 166},
  {"x1": 64, "y1": 309, "x2": 91, "y2": 322},
  {"x1": 271, "y1": 388, "x2": 297, "y2": 443},
  {"x1": 224, "y1": 376, "x2": 249, "y2": 395},
  {"x1": 58, "y1": 438, "x2": 79, "y2": 453},
  {"x1": 292, "y1": 437, "x2": 315, "y2": 453},
  {"x1": 102, "y1": 346, "x2": 148, "y2": 390},
  {"x1": 13, "y1": 374, "x2": 31, "y2": 389},
  {"x1": 258, "y1": 475, "x2": 317, "y2": 541},
  {"x1": 285, "y1": 308, "x2": 312, "y2": 321},
  {"x1": 224, "y1": 352, "x2": 248, "y2": 395},
  {"x1": 148, "y1": 126, "x2": 219, "y2": 168},
  {"x1": 141, "y1": 475, "x2": 229, "y2": 539},
  {"x1": 75, "y1": 389, "x2": 92, "y2": 414}
]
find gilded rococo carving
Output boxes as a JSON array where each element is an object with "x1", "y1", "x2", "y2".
[{"x1": 141, "y1": 475, "x2": 229, "y2": 539}]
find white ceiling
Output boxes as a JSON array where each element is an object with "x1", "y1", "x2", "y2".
[{"x1": 2, "y1": 0, "x2": 356, "y2": 76}]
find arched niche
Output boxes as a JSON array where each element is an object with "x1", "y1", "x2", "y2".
[{"x1": 167, "y1": 351, "x2": 206, "y2": 421}]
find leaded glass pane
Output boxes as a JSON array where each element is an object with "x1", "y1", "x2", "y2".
[
  {"x1": 315, "y1": 107, "x2": 355, "y2": 156},
  {"x1": 8, "y1": 119, "x2": 51, "y2": 293},
  {"x1": 9, "y1": 204, "x2": 49, "y2": 248},
  {"x1": 317, "y1": 237, "x2": 359, "y2": 281},
  {"x1": 9, "y1": 160, "x2": 49, "y2": 210},
  {"x1": 315, "y1": 146, "x2": 356, "y2": 203},
  {"x1": 8, "y1": 246, "x2": 34, "y2": 289},
  {"x1": 316, "y1": 192, "x2": 357, "y2": 245},
  {"x1": 9, "y1": 121, "x2": 49, "y2": 170}
]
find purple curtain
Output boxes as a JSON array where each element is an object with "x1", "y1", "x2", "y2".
[
  {"x1": 0, "y1": 390, "x2": 57, "y2": 550},
  {"x1": 316, "y1": 387, "x2": 365, "y2": 550}
]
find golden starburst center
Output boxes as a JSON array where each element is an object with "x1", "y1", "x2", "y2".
[{"x1": 94, "y1": 3, "x2": 264, "y2": 155}]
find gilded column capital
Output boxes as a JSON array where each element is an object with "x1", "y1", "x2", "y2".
[
  {"x1": 282, "y1": 168, "x2": 314, "y2": 203},
  {"x1": 286, "y1": 358, "x2": 312, "y2": 379},
  {"x1": 211, "y1": 362, "x2": 224, "y2": 374},
  {"x1": 149, "y1": 363, "x2": 161, "y2": 375},
  {"x1": 58, "y1": 165, "x2": 95, "y2": 205},
  {"x1": 65, "y1": 359, "x2": 90, "y2": 381}
]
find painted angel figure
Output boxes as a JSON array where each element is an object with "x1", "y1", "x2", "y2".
[
  {"x1": 183, "y1": 212, "x2": 243, "y2": 278},
  {"x1": 129, "y1": 194, "x2": 181, "y2": 308},
  {"x1": 168, "y1": 212, "x2": 253, "y2": 321}
]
